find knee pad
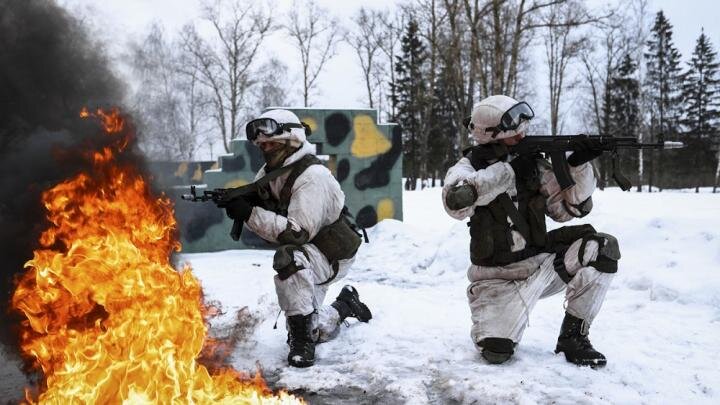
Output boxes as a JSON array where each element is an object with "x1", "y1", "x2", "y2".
[
  {"x1": 273, "y1": 245, "x2": 309, "y2": 280},
  {"x1": 579, "y1": 232, "x2": 620, "y2": 274},
  {"x1": 554, "y1": 232, "x2": 620, "y2": 283},
  {"x1": 478, "y1": 337, "x2": 515, "y2": 364}
]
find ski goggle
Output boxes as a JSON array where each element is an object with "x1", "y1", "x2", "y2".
[
  {"x1": 464, "y1": 101, "x2": 535, "y2": 137},
  {"x1": 245, "y1": 118, "x2": 310, "y2": 141}
]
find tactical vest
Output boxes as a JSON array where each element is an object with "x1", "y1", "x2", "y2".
[
  {"x1": 466, "y1": 146, "x2": 599, "y2": 270},
  {"x1": 263, "y1": 154, "x2": 364, "y2": 282},
  {"x1": 466, "y1": 145, "x2": 550, "y2": 266}
]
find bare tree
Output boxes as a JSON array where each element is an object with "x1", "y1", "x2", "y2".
[
  {"x1": 578, "y1": 0, "x2": 650, "y2": 189},
  {"x1": 377, "y1": 8, "x2": 406, "y2": 121},
  {"x1": 286, "y1": 0, "x2": 341, "y2": 107},
  {"x1": 180, "y1": 0, "x2": 274, "y2": 153},
  {"x1": 347, "y1": 7, "x2": 384, "y2": 109},
  {"x1": 130, "y1": 23, "x2": 212, "y2": 161},
  {"x1": 543, "y1": 0, "x2": 593, "y2": 135},
  {"x1": 251, "y1": 57, "x2": 293, "y2": 111}
]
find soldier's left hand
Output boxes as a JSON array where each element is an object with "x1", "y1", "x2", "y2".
[{"x1": 568, "y1": 135, "x2": 603, "y2": 166}]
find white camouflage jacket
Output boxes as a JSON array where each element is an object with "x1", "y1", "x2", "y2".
[{"x1": 245, "y1": 142, "x2": 346, "y2": 243}]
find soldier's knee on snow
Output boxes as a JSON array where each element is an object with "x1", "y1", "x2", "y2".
[
  {"x1": 273, "y1": 245, "x2": 309, "y2": 281},
  {"x1": 581, "y1": 232, "x2": 621, "y2": 274},
  {"x1": 477, "y1": 337, "x2": 515, "y2": 364}
]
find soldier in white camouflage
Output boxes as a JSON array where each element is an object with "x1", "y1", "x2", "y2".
[{"x1": 442, "y1": 95, "x2": 619, "y2": 367}]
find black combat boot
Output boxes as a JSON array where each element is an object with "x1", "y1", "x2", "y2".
[
  {"x1": 286, "y1": 313, "x2": 315, "y2": 368},
  {"x1": 478, "y1": 338, "x2": 515, "y2": 364},
  {"x1": 555, "y1": 312, "x2": 607, "y2": 368},
  {"x1": 331, "y1": 285, "x2": 372, "y2": 323}
]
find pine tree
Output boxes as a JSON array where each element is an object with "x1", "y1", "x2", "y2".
[
  {"x1": 393, "y1": 19, "x2": 428, "y2": 190},
  {"x1": 427, "y1": 62, "x2": 457, "y2": 186},
  {"x1": 644, "y1": 10, "x2": 683, "y2": 191},
  {"x1": 680, "y1": 30, "x2": 720, "y2": 192},
  {"x1": 608, "y1": 55, "x2": 641, "y2": 138},
  {"x1": 606, "y1": 54, "x2": 641, "y2": 190},
  {"x1": 680, "y1": 30, "x2": 720, "y2": 137}
]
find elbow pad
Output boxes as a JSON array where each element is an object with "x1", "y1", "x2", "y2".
[
  {"x1": 563, "y1": 196, "x2": 593, "y2": 218},
  {"x1": 446, "y1": 183, "x2": 479, "y2": 210}
]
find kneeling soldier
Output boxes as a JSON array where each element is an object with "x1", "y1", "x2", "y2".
[
  {"x1": 223, "y1": 109, "x2": 372, "y2": 367},
  {"x1": 443, "y1": 95, "x2": 620, "y2": 367}
]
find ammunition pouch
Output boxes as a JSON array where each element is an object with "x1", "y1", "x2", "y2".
[
  {"x1": 312, "y1": 215, "x2": 361, "y2": 262},
  {"x1": 469, "y1": 186, "x2": 547, "y2": 267},
  {"x1": 273, "y1": 245, "x2": 309, "y2": 281},
  {"x1": 469, "y1": 207, "x2": 495, "y2": 264},
  {"x1": 311, "y1": 215, "x2": 362, "y2": 286}
]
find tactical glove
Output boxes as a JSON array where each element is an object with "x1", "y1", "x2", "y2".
[
  {"x1": 509, "y1": 154, "x2": 538, "y2": 181},
  {"x1": 220, "y1": 197, "x2": 253, "y2": 222},
  {"x1": 568, "y1": 136, "x2": 603, "y2": 167}
]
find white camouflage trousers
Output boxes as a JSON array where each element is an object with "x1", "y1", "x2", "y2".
[
  {"x1": 467, "y1": 238, "x2": 614, "y2": 345},
  {"x1": 274, "y1": 243, "x2": 354, "y2": 342}
]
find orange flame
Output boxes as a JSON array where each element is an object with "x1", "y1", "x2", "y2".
[{"x1": 11, "y1": 109, "x2": 303, "y2": 404}]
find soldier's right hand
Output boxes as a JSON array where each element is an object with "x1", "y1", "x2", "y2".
[{"x1": 220, "y1": 197, "x2": 253, "y2": 222}]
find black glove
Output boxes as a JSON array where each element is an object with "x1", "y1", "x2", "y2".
[
  {"x1": 567, "y1": 136, "x2": 603, "y2": 167},
  {"x1": 220, "y1": 197, "x2": 253, "y2": 222},
  {"x1": 509, "y1": 154, "x2": 538, "y2": 181}
]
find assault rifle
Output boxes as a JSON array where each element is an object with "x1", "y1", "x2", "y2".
[
  {"x1": 466, "y1": 135, "x2": 684, "y2": 191},
  {"x1": 181, "y1": 165, "x2": 294, "y2": 241}
]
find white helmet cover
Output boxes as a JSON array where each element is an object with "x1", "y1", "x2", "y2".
[
  {"x1": 469, "y1": 95, "x2": 531, "y2": 144},
  {"x1": 251, "y1": 108, "x2": 307, "y2": 148}
]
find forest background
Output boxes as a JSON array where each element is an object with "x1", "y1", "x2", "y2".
[{"x1": 62, "y1": 0, "x2": 720, "y2": 192}]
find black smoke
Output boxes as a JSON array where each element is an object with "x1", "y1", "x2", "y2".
[{"x1": 0, "y1": 0, "x2": 126, "y2": 358}]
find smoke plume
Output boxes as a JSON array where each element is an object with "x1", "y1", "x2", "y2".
[{"x1": 0, "y1": 0, "x2": 126, "y2": 352}]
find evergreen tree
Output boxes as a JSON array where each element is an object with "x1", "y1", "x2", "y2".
[
  {"x1": 393, "y1": 19, "x2": 428, "y2": 190},
  {"x1": 608, "y1": 55, "x2": 640, "y2": 137},
  {"x1": 427, "y1": 62, "x2": 457, "y2": 186},
  {"x1": 644, "y1": 10, "x2": 683, "y2": 190},
  {"x1": 606, "y1": 54, "x2": 641, "y2": 190},
  {"x1": 680, "y1": 29, "x2": 720, "y2": 137},
  {"x1": 680, "y1": 30, "x2": 720, "y2": 192}
]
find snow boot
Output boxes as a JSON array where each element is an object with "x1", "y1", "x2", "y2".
[
  {"x1": 286, "y1": 313, "x2": 315, "y2": 368},
  {"x1": 331, "y1": 285, "x2": 372, "y2": 323},
  {"x1": 555, "y1": 312, "x2": 607, "y2": 368},
  {"x1": 478, "y1": 337, "x2": 515, "y2": 364}
]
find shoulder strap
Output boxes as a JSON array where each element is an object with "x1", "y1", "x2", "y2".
[
  {"x1": 467, "y1": 144, "x2": 509, "y2": 170},
  {"x1": 278, "y1": 154, "x2": 323, "y2": 211}
]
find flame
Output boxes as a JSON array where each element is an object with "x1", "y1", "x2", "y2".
[{"x1": 11, "y1": 109, "x2": 303, "y2": 404}]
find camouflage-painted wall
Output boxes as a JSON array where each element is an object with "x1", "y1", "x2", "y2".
[
  {"x1": 149, "y1": 161, "x2": 218, "y2": 187},
  {"x1": 170, "y1": 108, "x2": 403, "y2": 253}
]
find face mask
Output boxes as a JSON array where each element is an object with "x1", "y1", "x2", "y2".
[{"x1": 262, "y1": 141, "x2": 297, "y2": 171}]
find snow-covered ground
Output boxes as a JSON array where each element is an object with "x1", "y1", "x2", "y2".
[{"x1": 183, "y1": 188, "x2": 720, "y2": 404}]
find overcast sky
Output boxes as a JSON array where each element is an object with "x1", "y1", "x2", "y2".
[{"x1": 60, "y1": 0, "x2": 720, "y2": 125}]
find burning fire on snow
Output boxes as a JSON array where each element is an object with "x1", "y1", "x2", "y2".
[{"x1": 11, "y1": 108, "x2": 304, "y2": 404}]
